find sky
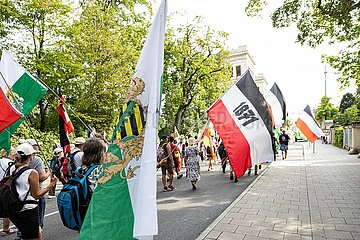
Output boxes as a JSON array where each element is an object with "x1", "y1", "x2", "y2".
[{"x1": 152, "y1": 0, "x2": 354, "y2": 120}]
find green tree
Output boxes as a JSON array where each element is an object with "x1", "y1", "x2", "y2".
[
  {"x1": 160, "y1": 16, "x2": 232, "y2": 135},
  {"x1": 0, "y1": 0, "x2": 72, "y2": 132},
  {"x1": 0, "y1": 0, "x2": 151, "y2": 137},
  {"x1": 245, "y1": 0, "x2": 360, "y2": 86},
  {"x1": 315, "y1": 96, "x2": 338, "y2": 122},
  {"x1": 336, "y1": 104, "x2": 359, "y2": 125},
  {"x1": 0, "y1": 1, "x2": 15, "y2": 38},
  {"x1": 51, "y1": 1, "x2": 150, "y2": 136},
  {"x1": 339, "y1": 93, "x2": 356, "y2": 113}
]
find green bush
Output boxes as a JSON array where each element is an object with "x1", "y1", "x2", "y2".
[
  {"x1": 334, "y1": 127, "x2": 344, "y2": 148},
  {"x1": 10, "y1": 123, "x2": 60, "y2": 164}
]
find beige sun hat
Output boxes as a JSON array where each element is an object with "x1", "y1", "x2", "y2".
[
  {"x1": 188, "y1": 137, "x2": 196, "y2": 146},
  {"x1": 74, "y1": 137, "x2": 86, "y2": 145}
]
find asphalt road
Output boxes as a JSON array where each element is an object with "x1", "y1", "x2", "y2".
[{"x1": 0, "y1": 160, "x2": 266, "y2": 240}]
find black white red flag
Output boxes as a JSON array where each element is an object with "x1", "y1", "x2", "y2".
[
  {"x1": 58, "y1": 94, "x2": 74, "y2": 154},
  {"x1": 296, "y1": 105, "x2": 324, "y2": 142},
  {"x1": 265, "y1": 82, "x2": 286, "y2": 127},
  {"x1": 207, "y1": 70, "x2": 274, "y2": 178}
]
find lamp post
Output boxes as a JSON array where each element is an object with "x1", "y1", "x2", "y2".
[{"x1": 324, "y1": 65, "x2": 327, "y2": 96}]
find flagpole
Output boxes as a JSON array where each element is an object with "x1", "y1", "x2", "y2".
[
  {"x1": 313, "y1": 141, "x2": 315, "y2": 153},
  {"x1": 34, "y1": 78, "x2": 93, "y2": 133},
  {"x1": 0, "y1": 72, "x2": 23, "y2": 115}
]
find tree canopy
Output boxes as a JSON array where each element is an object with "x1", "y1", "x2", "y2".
[
  {"x1": 339, "y1": 93, "x2": 356, "y2": 113},
  {"x1": 246, "y1": 0, "x2": 360, "y2": 87},
  {"x1": 315, "y1": 96, "x2": 338, "y2": 122},
  {"x1": 160, "y1": 16, "x2": 232, "y2": 135},
  {"x1": 0, "y1": 1, "x2": 233, "y2": 143},
  {"x1": 0, "y1": 0, "x2": 151, "y2": 138}
]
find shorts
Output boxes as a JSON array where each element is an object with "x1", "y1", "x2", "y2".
[
  {"x1": 280, "y1": 144, "x2": 288, "y2": 152},
  {"x1": 161, "y1": 161, "x2": 174, "y2": 175},
  {"x1": 10, "y1": 207, "x2": 39, "y2": 239}
]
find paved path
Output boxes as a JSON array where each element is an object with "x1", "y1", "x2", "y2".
[{"x1": 198, "y1": 141, "x2": 360, "y2": 240}]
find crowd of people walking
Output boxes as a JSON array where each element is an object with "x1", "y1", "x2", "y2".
[
  {"x1": 0, "y1": 136, "x2": 107, "y2": 240},
  {"x1": 0, "y1": 128, "x2": 292, "y2": 239},
  {"x1": 156, "y1": 128, "x2": 293, "y2": 192}
]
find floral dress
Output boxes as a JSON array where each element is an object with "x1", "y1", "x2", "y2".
[{"x1": 185, "y1": 146, "x2": 201, "y2": 182}]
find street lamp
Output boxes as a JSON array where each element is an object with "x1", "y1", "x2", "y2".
[{"x1": 324, "y1": 65, "x2": 327, "y2": 96}]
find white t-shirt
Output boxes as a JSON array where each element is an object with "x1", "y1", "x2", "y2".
[
  {"x1": 70, "y1": 147, "x2": 84, "y2": 169},
  {"x1": 0, "y1": 157, "x2": 13, "y2": 180}
]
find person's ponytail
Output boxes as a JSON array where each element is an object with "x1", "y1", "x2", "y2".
[{"x1": 14, "y1": 152, "x2": 30, "y2": 163}]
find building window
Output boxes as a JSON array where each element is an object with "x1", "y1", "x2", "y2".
[{"x1": 236, "y1": 65, "x2": 241, "y2": 78}]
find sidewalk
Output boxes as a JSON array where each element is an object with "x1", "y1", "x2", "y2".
[{"x1": 197, "y1": 141, "x2": 360, "y2": 240}]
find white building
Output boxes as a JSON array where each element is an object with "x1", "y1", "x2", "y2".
[{"x1": 228, "y1": 45, "x2": 268, "y2": 94}]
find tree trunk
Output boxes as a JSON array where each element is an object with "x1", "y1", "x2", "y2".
[
  {"x1": 174, "y1": 106, "x2": 186, "y2": 133},
  {"x1": 39, "y1": 99, "x2": 46, "y2": 132}
]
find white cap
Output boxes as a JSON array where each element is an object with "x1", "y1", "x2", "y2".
[
  {"x1": 26, "y1": 139, "x2": 43, "y2": 146},
  {"x1": 16, "y1": 143, "x2": 37, "y2": 156},
  {"x1": 54, "y1": 147, "x2": 63, "y2": 155}
]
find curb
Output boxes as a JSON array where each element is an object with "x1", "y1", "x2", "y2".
[{"x1": 195, "y1": 164, "x2": 271, "y2": 240}]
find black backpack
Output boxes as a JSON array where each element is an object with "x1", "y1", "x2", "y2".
[
  {"x1": 0, "y1": 166, "x2": 38, "y2": 218},
  {"x1": 218, "y1": 142, "x2": 227, "y2": 159}
]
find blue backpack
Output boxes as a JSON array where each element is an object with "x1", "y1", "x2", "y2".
[{"x1": 57, "y1": 165, "x2": 98, "y2": 230}]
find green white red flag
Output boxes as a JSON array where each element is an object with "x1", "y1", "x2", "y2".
[
  {"x1": 0, "y1": 51, "x2": 47, "y2": 151},
  {"x1": 0, "y1": 86, "x2": 21, "y2": 133}
]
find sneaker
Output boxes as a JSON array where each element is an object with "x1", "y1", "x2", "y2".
[
  {"x1": 163, "y1": 186, "x2": 168, "y2": 192},
  {"x1": 168, "y1": 185, "x2": 176, "y2": 191},
  {"x1": 177, "y1": 174, "x2": 183, "y2": 179},
  {"x1": 234, "y1": 178, "x2": 238, "y2": 183}
]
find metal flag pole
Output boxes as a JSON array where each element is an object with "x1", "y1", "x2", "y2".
[
  {"x1": 35, "y1": 78, "x2": 93, "y2": 133},
  {"x1": 313, "y1": 141, "x2": 315, "y2": 153}
]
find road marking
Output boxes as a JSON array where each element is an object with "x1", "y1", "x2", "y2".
[{"x1": 44, "y1": 210, "x2": 59, "y2": 217}]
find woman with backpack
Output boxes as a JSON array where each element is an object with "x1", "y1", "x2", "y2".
[
  {"x1": 8, "y1": 143, "x2": 57, "y2": 240},
  {"x1": 57, "y1": 138, "x2": 106, "y2": 231},
  {"x1": 0, "y1": 148, "x2": 16, "y2": 235},
  {"x1": 80, "y1": 137, "x2": 106, "y2": 192}
]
